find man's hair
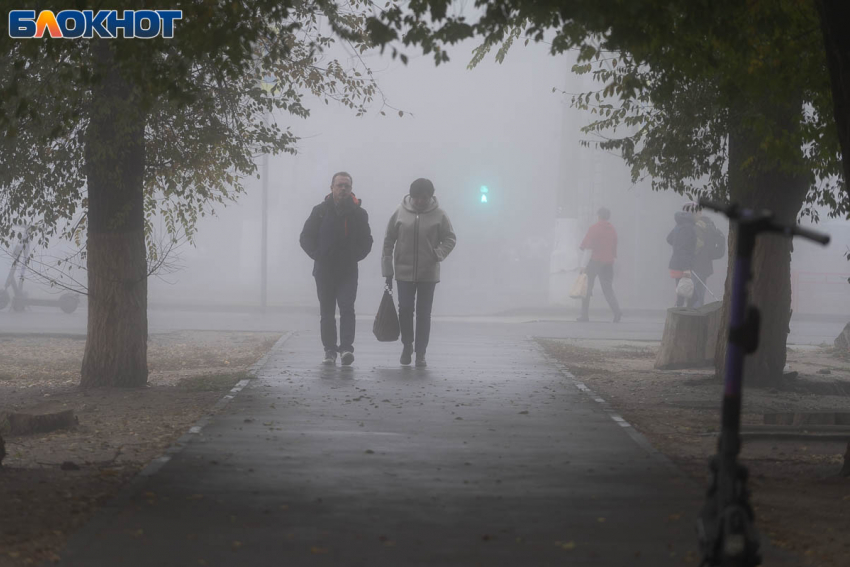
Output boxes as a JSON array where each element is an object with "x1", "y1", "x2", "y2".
[
  {"x1": 331, "y1": 171, "x2": 353, "y2": 186},
  {"x1": 597, "y1": 207, "x2": 611, "y2": 220},
  {"x1": 409, "y1": 178, "x2": 435, "y2": 198}
]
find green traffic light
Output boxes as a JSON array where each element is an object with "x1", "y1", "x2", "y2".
[{"x1": 480, "y1": 185, "x2": 489, "y2": 204}]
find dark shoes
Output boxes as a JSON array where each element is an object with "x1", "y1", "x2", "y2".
[
  {"x1": 340, "y1": 351, "x2": 355, "y2": 366},
  {"x1": 415, "y1": 354, "x2": 427, "y2": 368},
  {"x1": 400, "y1": 344, "x2": 413, "y2": 366},
  {"x1": 323, "y1": 350, "x2": 337, "y2": 365},
  {"x1": 613, "y1": 311, "x2": 622, "y2": 323}
]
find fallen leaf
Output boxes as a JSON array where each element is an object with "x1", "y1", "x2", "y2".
[{"x1": 311, "y1": 547, "x2": 329, "y2": 554}]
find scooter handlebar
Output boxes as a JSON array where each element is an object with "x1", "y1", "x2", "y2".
[
  {"x1": 698, "y1": 197, "x2": 830, "y2": 246},
  {"x1": 783, "y1": 224, "x2": 831, "y2": 246}
]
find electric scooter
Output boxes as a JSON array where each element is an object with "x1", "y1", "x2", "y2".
[
  {"x1": 0, "y1": 226, "x2": 80, "y2": 314},
  {"x1": 696, "y1": 199, "x2": 829, "y2": 566}
]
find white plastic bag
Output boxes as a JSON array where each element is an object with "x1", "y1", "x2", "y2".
[
  {"x1": 676, "y1": 276, "x2": 694, "y2": 299},
  {"x1": 569, "y1": 273, "x2": 588, "y2": 299}
]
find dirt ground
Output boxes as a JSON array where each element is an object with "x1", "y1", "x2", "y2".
[
  {"x1": 539, "y1": 338, "x2": 850, "y2": 567},
  {"x1": 0, "y1": 330, "x2": 281, "y2": 567}
]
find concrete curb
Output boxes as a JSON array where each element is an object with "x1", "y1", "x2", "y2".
[
  {"x1": 528, "y1": 335, "x2": 694, "y2": 481},
  {"x1": 54, "y1": 331, "x2": 295, "y2": 567}
]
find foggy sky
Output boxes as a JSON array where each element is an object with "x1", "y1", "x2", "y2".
[{"x1": 3, "y1": 29, "x2": 847, "y2": 318}]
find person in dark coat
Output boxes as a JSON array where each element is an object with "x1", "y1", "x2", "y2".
[
  {"x1": 300, "y1": 172, "x2": 373, "y2": 365},
  {"x1": 667, "y1": 208, "x2": 697, "y2": 308},
  {"x1": 684, "y1": 202, "x2": 725, "y2": 308}
]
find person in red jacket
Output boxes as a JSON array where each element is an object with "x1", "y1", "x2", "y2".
[{"x1": 577, "y1": 207, "x2": 622, "y2": 322}]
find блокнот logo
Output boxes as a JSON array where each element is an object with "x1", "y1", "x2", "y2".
[{"x1": 9, "y1": 10, "x2": 183, "y2": 39}]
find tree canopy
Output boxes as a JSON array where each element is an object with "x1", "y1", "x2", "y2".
[
  {"x1": 367, "y1": 0, "x2": 845, "y2": 215},
  {"x1": 0, "y1": 0, "x2": 390, "y2": 387},
  {"x1": 0, "y1": 0, "x2": 383, "y2": 259}
]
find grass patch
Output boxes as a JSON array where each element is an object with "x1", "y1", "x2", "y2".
[{"x1": 177, "y1": 371, "x2": 248, "y2": 392}]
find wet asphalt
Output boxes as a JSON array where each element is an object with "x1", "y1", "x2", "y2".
[{"x1": 57, "y1": 326, "x2": 795, "y2": 566}]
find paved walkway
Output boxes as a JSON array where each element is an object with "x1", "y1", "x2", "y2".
[{"x1": 61, "y1": 329, "x2": 728, "y2": 566}]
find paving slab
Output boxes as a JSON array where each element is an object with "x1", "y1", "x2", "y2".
[{"x1": 57, "y1": 327, "x2": 792, "y2": 566}]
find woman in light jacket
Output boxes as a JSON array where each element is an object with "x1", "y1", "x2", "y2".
[{"x1": 383, "y1": 178, "x2": 457, "y2": 367}]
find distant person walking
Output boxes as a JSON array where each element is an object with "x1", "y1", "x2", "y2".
[
  {"x1": 382, "y1": 178, "x2": 456, "y2": 367},
  {"x1": 577, "y1": 207, "x2": 622, "y2": 322},
  {"x1": 684, "y1": 202, "x2": 725, "y2": 308},
  {"x1": 667, "y1": 205, "x2": 697, "y2": 308},
  {"x1": 300, "y1": 172, "x2": 373, "y2": 365}
]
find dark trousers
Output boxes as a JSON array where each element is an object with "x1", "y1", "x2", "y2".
[
  {"x1": 315, "y1": 268, "x2": 358, "y2": 353},
  {"x1": 581, "y1": 260, "x2": 621, "y2": 318},
  {"x1": 397, "y1": 281, "x2": 437, "y2": 355}
]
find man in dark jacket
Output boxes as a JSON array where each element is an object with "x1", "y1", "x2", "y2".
[
  {"x1": 667, "y1": 208, "x2": 697, "y2": 308},
  {"x1": 300, "y1": 172, "x2": 373, "y2": 365}
]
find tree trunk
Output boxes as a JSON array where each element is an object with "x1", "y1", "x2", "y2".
[
  {"x1": 655, "y1": 302, "x2": 722, "y2": 369},
  {"x1": 80, "y1": 42, "x2": 148, "y2": 388},
  {"x1": 816, "y1": 0, "x2": 850, "y2": 188},
  {"x1": 714, "y1": 114, "x2": 809, "y2": 387},
  {"x1": 814, "y1": 0, "x2": 850, "y2": 479}
]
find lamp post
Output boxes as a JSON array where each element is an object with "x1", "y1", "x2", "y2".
[
  {"x1": 259, "y1": 74, "x2": 274, "y2": 312},
  {"x1": 260, "y1": 144, "x2": 268, "y2": 311}
]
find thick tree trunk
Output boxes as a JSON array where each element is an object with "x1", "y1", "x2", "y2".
[
  {"x1": 816, "y1": 0, "x2": 850, "y2": 188},
  {"x1": 655, "y1": 302, "x2": 722, "y2": 369},
  {"x1": 714, "y1": 117, "x2": 809, "y2": 387},
  {"x1": 80, "y1": 42, "x2": 148, "y2": 388},
  {"x1": 814, "y1": 0, "x2": 850, "y2": 478}
]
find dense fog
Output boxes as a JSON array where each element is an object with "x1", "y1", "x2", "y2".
[{"x1": 2, "y1": 35, "x2": 848, "y2": 319}]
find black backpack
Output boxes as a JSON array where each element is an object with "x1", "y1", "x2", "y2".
[{"x1": 706, "y1": 225, "x2": 726, "y2": 260}]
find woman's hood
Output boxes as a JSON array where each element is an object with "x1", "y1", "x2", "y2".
[
  {"x1": 675, "y1": 211, "x2": 695, "y2": 225},
  {"x1": 402, "y1": 195, "x2": 440, "y2": 214}
]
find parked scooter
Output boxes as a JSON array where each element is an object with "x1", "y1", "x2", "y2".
[
  {"x1": 696, "y1": 199, "x2": 829, "y2": 566},
  {"x1": 0, "y1": 226, "x2": 80, "y2": 314}
]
